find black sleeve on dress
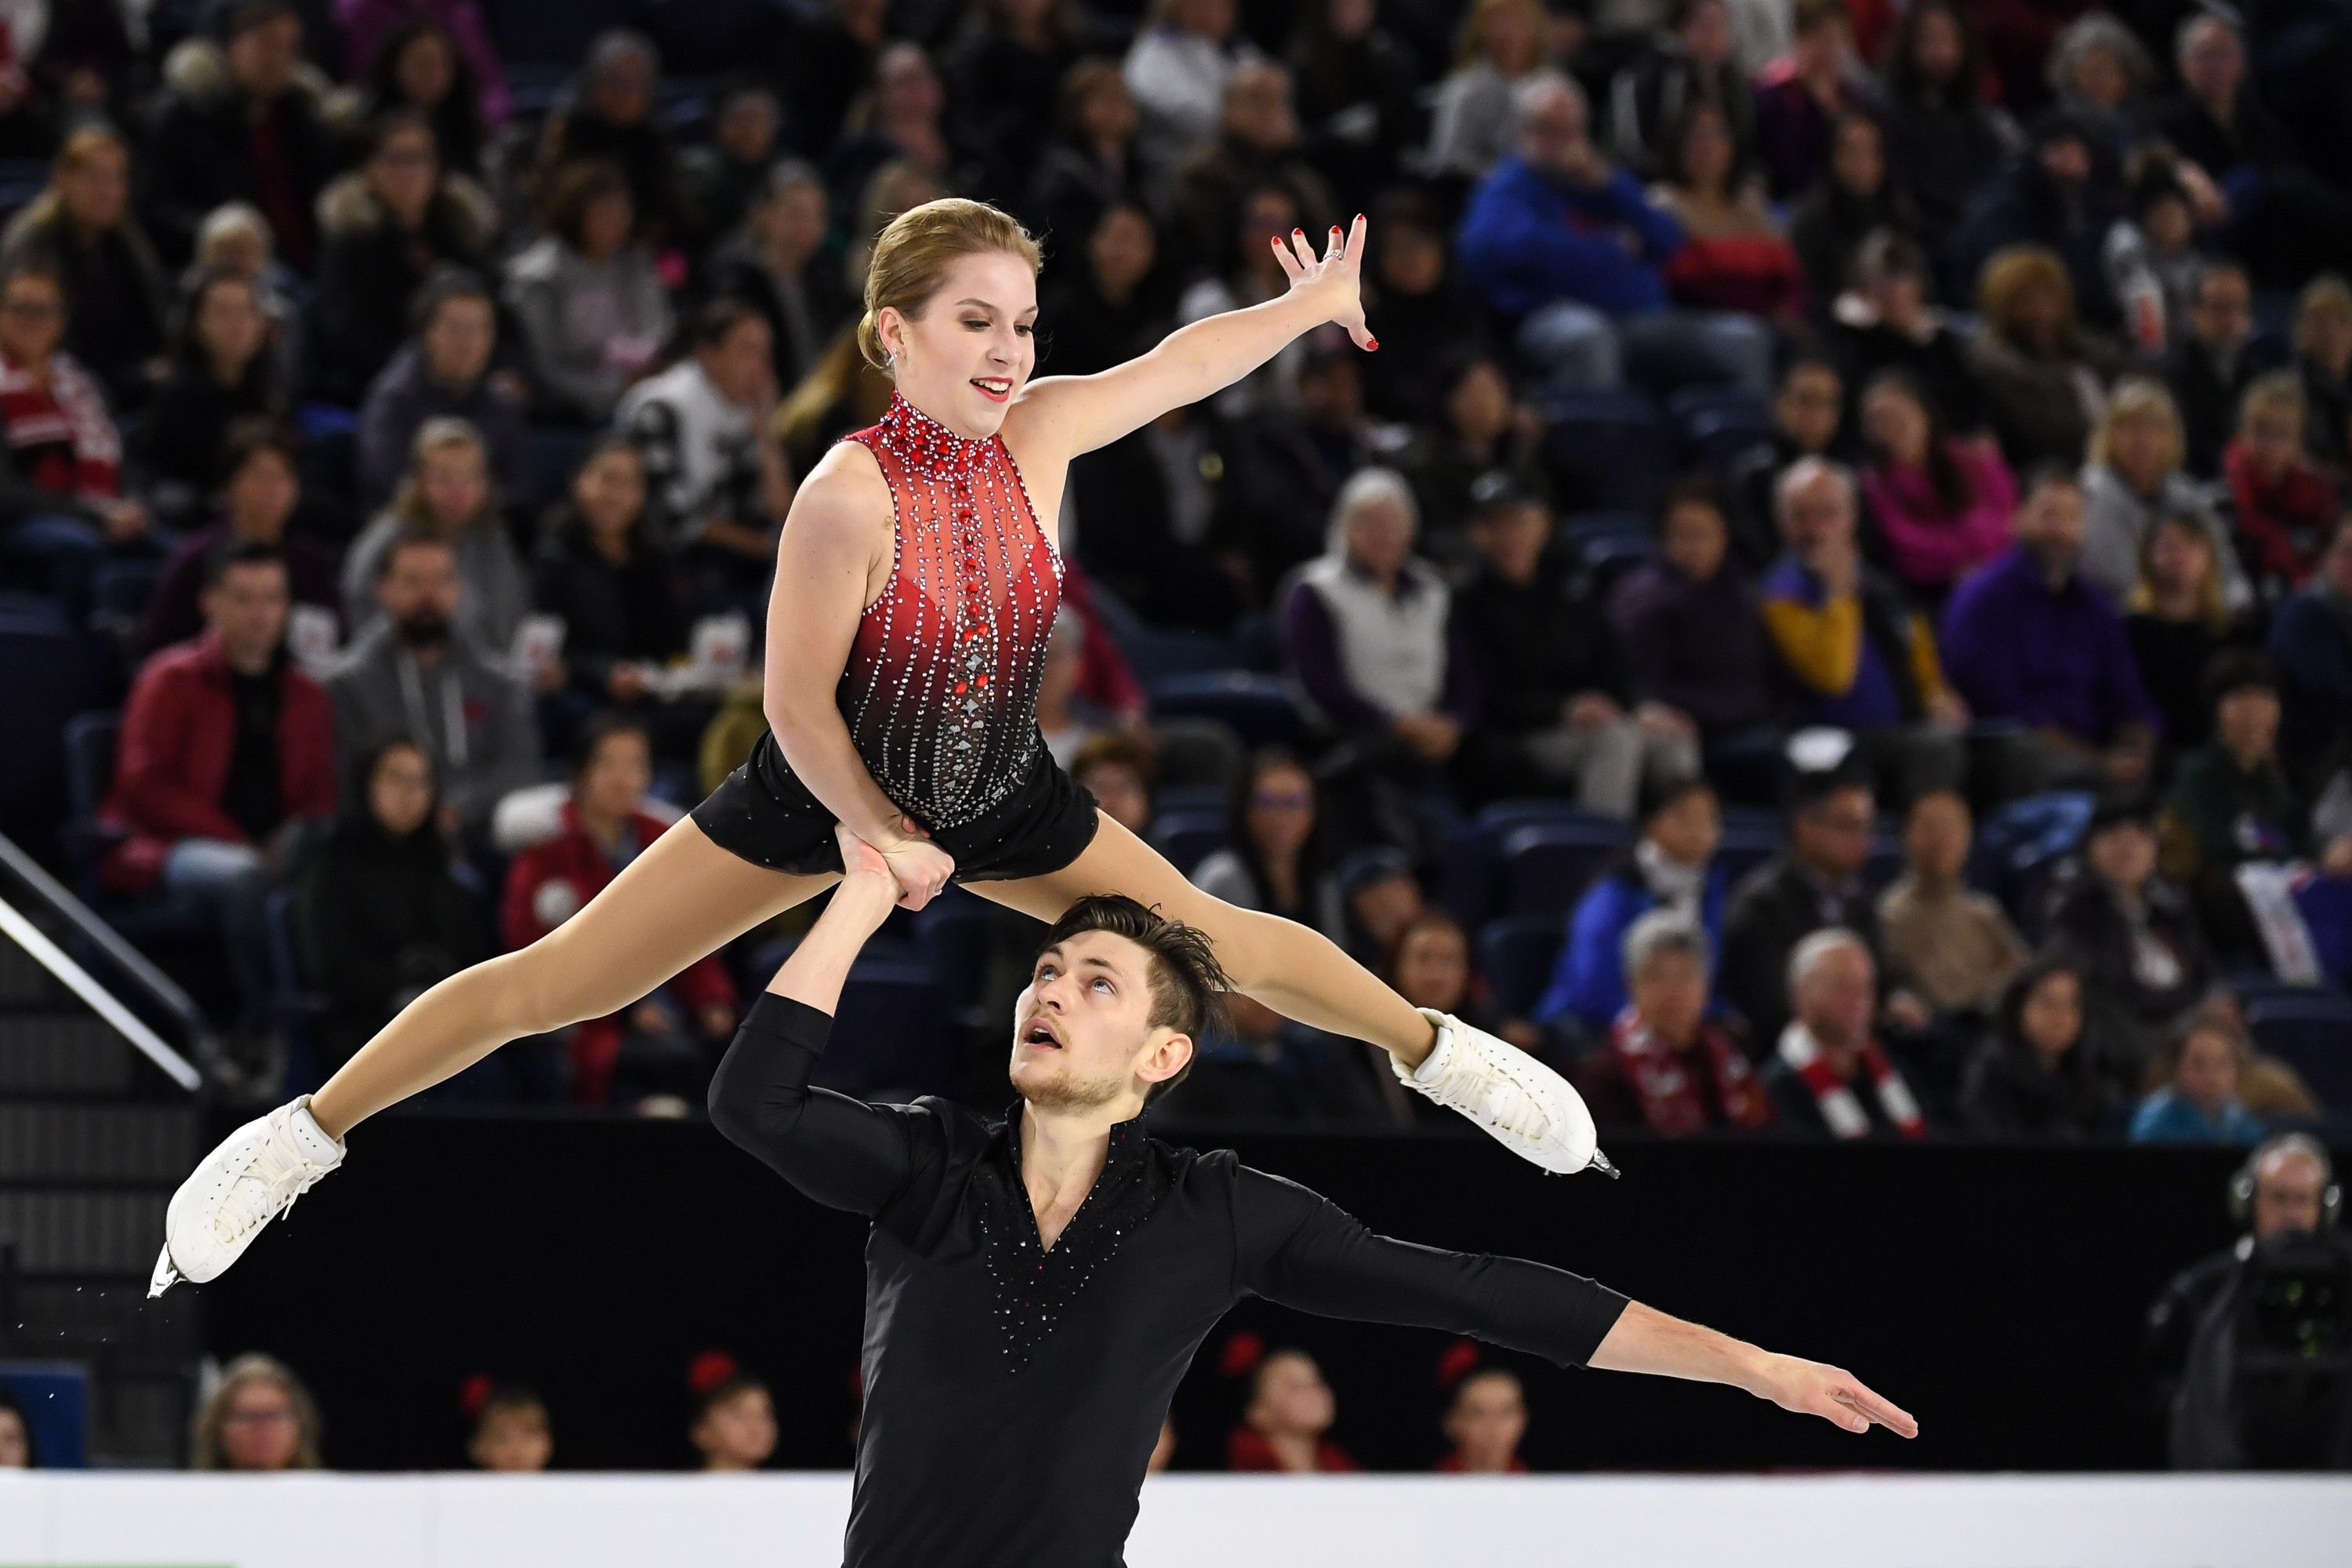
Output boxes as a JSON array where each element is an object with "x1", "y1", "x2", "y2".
[
  {"x1": 1230, "y1": 1164, "x2": 1631, "y2": 1369},
  {"x1": 707, "y1": 992, "x2": 938, "y2": 1219}
]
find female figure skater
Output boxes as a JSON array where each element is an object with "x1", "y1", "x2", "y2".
[{"x1": 154, "y1": 201, "x2": 1608, "y2": 1294}]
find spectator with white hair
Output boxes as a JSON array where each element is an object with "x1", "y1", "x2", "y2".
[
  {"x1": 1283, "y1": 466, "x2": 1475, "y2": 786},
  {"x1": 1759, "y1": 928, "x2": 1931, "y2": 1140},
  {"x1": 1454, "y1": 70, "x2": 1773, "y2": 397},
  {"x1": 1572, "y1": 908, "x2": 1774, "y2": 1134},
  {"x1": 1759, "y1": 456, "x2": 1968, "y2": 800}
]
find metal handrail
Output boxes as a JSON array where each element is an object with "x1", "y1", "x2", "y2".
[{"x1": 0, "y1": 832, "x2": 205, "y2": 1092}]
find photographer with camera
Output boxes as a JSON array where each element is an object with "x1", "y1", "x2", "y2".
[{"x1": 2145, "y1": 1132, "x2": 2352, "y2": 1468}]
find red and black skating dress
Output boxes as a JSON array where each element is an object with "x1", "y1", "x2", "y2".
[{"x1": 691, "y1": 392, "x2": 1102, "y2": 880}]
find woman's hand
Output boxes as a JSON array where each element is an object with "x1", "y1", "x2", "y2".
[
  {"x1": 864, "y1": 814, "x2": 954, "y2": 911},
  {"x1": 1270, "y1": 213, "x2": 1374, "y2": 352}
]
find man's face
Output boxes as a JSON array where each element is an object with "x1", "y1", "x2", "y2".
[
  {"x1": 2038, "y1": 134, "x2": 2091, "y2": 188},
  {"x1": 423, "y1": 296, "x2": 495, "y2": 385},
  {"x1": 702, "y1": 318, "x2": 775, "y2": 408},
  {"x1": 2190, "y1": 270, "x2": 2252, "y2": 354},
  {"x1": 1776, "y1": 365, "x2": 1842, "y2": 452},
  {"x1": 2252, "y1": 1149, "x2": 2329, "y2": 1240},
  {"x1": 203, "y1": 561, "x2": 290, "y2": 665},
  {"x1": 2179, "y1": 19, "x2": 2243, "y2": 103},
  {"x1": 0, "y1": 274, "x2": 64, "y2": 364},
  {"x1": 1222, "y1": 64, "x2": 1295, "y2": 151},
  {"x1": 2016, "y1": 481, "x2": 2086, "y2": 570},
  {"x1": 1009, "y1": 931, "x2": 1187, "y2": 1112},
  {"x1": 1779, "y1": 467, "x2": 1855, "y2": 554},
  {"x1": 2086, "y1": 820, "x2": 2156, "y2": 893},
  {"x1": 1796, "y1": 943, "x2": 1875, "y2": 1048},
  {"x1": 1631, "y1": 947, "x2": 1707, "y2": 1044},
  {"x1": 1345, "y1": 495, "x2": 1414, "y2": 578},
  {"x1": 1516, "y1": 84, "x2": 1588, "y2": 177},
  {"x1": 1904, "y1": 792, "x2": 1971, "y2": 882},
  {"x1": 227, "y1": 14, "x2": 300, "y2": 100},
  {"x1": 377, "y1": 542, "x2": 462, "y2": 628},
  {"x1": 1076, "y1": 760, "x2": 1150, "y2": 835},
  {"x1": 1648, "y1": 786, "x2": 1719, "y2": 867},
  {"x1": 1794, "y1": 786, "x2": 1875, "y2": 880},
  {"x1": 1660, "y1": 499, "x2": 1727, "y2": 581},
  {"x1": 1348, "y1": 872, "x2": 1424, "y2": 953},
  {"x1": 1471, "y1": 502, "x2": 1550, "y2": 583},
  {"x1": 2216, "y1": 684, "x2": 2280, "y2": 763}
]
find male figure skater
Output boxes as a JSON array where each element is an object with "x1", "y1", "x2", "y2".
[{"x1": 713, "y1": 826, "x2": 1915, "y2": 1565}]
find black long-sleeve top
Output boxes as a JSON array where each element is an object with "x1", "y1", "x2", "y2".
[{"x1": 709, "y1": 993, "x2": 1628, "y2": 1568}]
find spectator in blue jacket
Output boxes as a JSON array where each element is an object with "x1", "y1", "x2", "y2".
[
  {"x1": 1535, "y1": 773, "x2": 1727, "y2": 1033},
  {"x1": 1939, "y1": 463, "x2": 2159, "y2": 797},
  {"x1": 1454, "y1": 71, "x2": 1771, "y2": 397},
  {"x1": 2267, "y1": 515, "x2": 2352, "y2": 789},
  {"x1": 2129, "y1": 1012, "x2": 2265, "y2": 1145}
]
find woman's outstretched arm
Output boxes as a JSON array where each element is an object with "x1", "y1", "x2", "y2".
[{"x1": 1011, "y1": 216, "x2": 1374, "y2": 463}]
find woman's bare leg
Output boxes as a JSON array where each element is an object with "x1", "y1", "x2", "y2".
[
  {"x1": 307, "y1": 821, "x2": 839, "y2": 1138},
  {"x1": 964, "y1": 812, "x2": 1437, "y2": 1068}
]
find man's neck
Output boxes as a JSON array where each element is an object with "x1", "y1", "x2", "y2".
[
  {"x1": 221, "y1": 643, "x2": 273, "y2": 677},
  {"x1": 1018, "y1": 1101, "x2": 1123, "y2": 1216},
  {"x1": 401, "y1": 641, "x2": 447, "y2": 671}
]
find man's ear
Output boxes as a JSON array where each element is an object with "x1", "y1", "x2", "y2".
[{"x1": 1138, "y1": 1028, "x2": 1193, "y2": 1089}]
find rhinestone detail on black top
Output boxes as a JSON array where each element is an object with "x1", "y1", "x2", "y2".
[{"x1": 976, "y1": 1107, "x2": 1167, "y2": 1374}]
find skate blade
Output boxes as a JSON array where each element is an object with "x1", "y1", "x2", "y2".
[
  {"x1": 1587, "y1": 1149, "x2": 1621, "y2": 1180},
  {"x1": 147, "y1": 1244, "x2": 182, "y2": 1298}
]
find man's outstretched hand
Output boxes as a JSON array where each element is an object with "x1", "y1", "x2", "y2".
[{"x1": 1749, "y1": 1352, "x2": 1919, "y2": 1439}]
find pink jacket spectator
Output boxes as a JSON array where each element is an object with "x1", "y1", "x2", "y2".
[
  {"x1": 336, "y1": 0, "x2": 510, "y2": 125},
  {"x1": 1860, "y1": 440, "x2": 2017, "y2": 593}
]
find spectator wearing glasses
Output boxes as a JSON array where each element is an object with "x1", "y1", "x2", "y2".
[
  {"x1": 1189, "y1": 747, "x2": 1347, "y2": 942},
  {"x1": 1720, "y1": 767, "x2": 1882, "y2": 1051},
  {"x1": 0, "y1": 122, "x2": 169, "y2": 409},
  {"x1": 190, "y1": 1353, "x2": 323, "y2": 1471}
]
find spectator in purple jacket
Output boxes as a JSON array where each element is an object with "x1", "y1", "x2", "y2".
[
  {"x1": 1939, "y1": 463, "x2": 2159, "y2": 796},
  {"x1": 1609, "y1": 479, "x2": 1778, "y2": 782},
  {"x1": 1454, "y1": 71, "x2": 1773, "y2": 397}
]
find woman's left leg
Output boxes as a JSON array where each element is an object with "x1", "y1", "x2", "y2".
[{"x1": 965, "y1": 812, "x2": 1438, "y2": 1067}]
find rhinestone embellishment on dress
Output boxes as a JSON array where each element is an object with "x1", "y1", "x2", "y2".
[{"x1": 842, "y1": 394, "x2": 1064, "y2": 829}]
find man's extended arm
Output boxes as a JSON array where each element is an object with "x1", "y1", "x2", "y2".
[
  {"x1": 706, "y1": 844, "x2": 938, "y2": 1218},
  {"x1": 1235, "y1": 1166, "x2": 1916, "y2": 1439}
]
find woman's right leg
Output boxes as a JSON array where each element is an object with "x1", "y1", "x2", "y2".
[{"x1": 307, "y1": 821, "x2": 838, "y2": 1139}]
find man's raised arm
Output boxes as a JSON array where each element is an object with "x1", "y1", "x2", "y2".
[{"x1": 705, "y1": 827, "x2": 938, "y2": 1218}]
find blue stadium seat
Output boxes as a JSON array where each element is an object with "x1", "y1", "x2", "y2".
[
  {"x1": 1538, "y1": 392, "x2": 1675, "y2": 514},
  {"x1": 1499, "y1": 819, "x2": 1631, "y2": 919},
  {"x1": 261, "y1": 887, "x2": 328, "y2": 1096},
  {"x1": 0, "y1": 622, "x2": 111, "y2": 841},
  {"x1": 815, "y1": 962, "x2": 952, "y2": 1099},
  {"x1": 2247, "y1": 993, "x2": 2352, "y2": 1110},
  {"x1": 1152, "y1": 784, "x2": 1225, "y2": 818},
  {"x1": 1440, "y1": 798, "x2": 1592, "y2": 924},
  {"x1": 1147, "y1": 672, "x2": 1311, "y2": 748},
  {"x1": 1683, "y1": 406, "x2": 1775, "y2": 473},
  {"x1": 1152, "y1": 809, "x2": 1227, "y2": 874},
  {"x1": 910, "y1": 887, "x2": 1000, "y2": 1031},
  {"x1": 1559, "y1": 510, "x2": 1651, "y2": 547},
  {"x1": 1477, "y1": 915, "x2": 1565, "y2": 1018}
]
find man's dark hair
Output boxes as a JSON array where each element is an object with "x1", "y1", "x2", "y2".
[
  {"x1": 1033, "y1": 895, "x2": 1232, "y2": 1106},
  {"x1": 375, "y1": 522, "x2": 456, "y2": 581},
  {"x1": 571, "y1": 710, "x2": 652, "y2": 781},
  {"x1": 216, "y1": 0, "x2": 298, "y2": 43},
  {"x1": 692, "y1": 296, "x2": 763, "y2": 350},
  {"x1": 220, "y1": 418, "x2": 299, "y2": 485},
  {"x1": 2204, "y1": 650, "x2": 2278, "y2": 712},
  {"x1": 410, "y1": 264, "x2": 493, "y2": 336},
  {"x1": 1638, "y1": 770, "x2": 1713, "y2": 826},
  {"x1": 1654, "y1": 473, "x2": 1723, "y2": 532},
  {"x1": 1789, "y1": 762, "x2": 1872, "y2": 818},
  {"x1": 203, "y1": 536, "x2": 286, "y2": 590},
  {"x1": 2019, "y1": 459, "x2": 2083, "y2": 500}
]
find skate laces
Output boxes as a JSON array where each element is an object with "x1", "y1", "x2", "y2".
[
  {"x1": 214, "y1": 1117, "x2": 330, "y2": 1247},
  {"x1": 1414, "y1": 1024, "x2": 1553, "y2": 1140}
]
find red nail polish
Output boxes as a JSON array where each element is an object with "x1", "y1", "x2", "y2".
[
  {"x1": 1293, "y1": 228, "x2": 1304, "y2": 236},
  {"x1": 1367, "y1": 337, "x2": 1380, "y2": 350}
]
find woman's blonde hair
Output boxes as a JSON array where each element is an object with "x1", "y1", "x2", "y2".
[
  {"x1": 191, "y1": 1353, "x2": 324, "y2": 1471},
  {"x1": 855, "y1": 197, "x2": 1042, "y2": 372},
  {"x1": 775, "y1": 325, "x2": 895, "y2": 462},
  {"x1": 2292, "y1": 273, "x2": 2352, "y2": 356},
  {"x1": 2236, "y1": 368, "x2": 2306, "y2": 437},
  {"x1": 1455, "y1": 0, "x2": 1544, "y2": 70},
  {"x1": 392, "y1": 415, "x2": 498, "y2": 532},
  {"x1": 2089, "y1": 376, "x2": 2184, "y2": 473}
]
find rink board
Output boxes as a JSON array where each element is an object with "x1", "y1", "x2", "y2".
[{"x1": 2, "y1": 1472, "x2": 2350, "y2": 1566}]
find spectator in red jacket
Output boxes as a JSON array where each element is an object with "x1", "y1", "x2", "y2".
[
  {"x1": 499, "y1": 712, "x2": 737, "y2": 1108},
  {"x1": 2226, "y1": 372, "x2": 2341, "y2": 590},
  {"x1": 1227, "y1": 1347, "x2": 1356, "y2": 1472},
  {"x1": 100, "y1": 539, "x2": 337, "y2": 1058}
]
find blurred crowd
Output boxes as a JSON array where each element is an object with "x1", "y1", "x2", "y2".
[{"x1": 0, "y1": 0, "x2": 2343, "y2": 1152}]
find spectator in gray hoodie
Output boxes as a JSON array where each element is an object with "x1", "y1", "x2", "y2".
[
  {"x1": 503, "y1": 161, "x2": 672, "y2": 425},
  {"x1": 326, "y1": 526, "x2": 539, "y2": 840}
]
